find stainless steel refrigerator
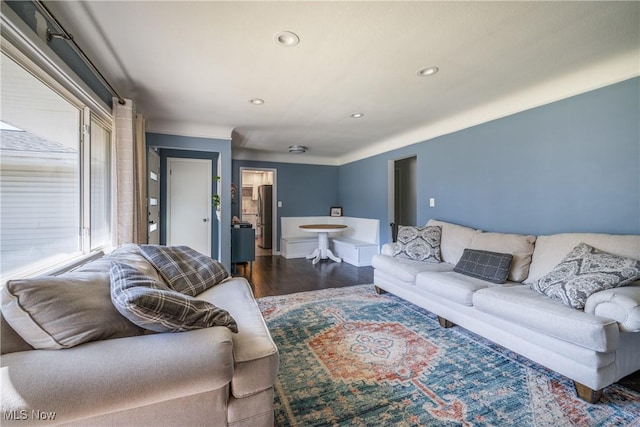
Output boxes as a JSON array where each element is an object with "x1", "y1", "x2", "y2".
[{"x1": 257, "y1": 185, "x2": 272, "y2": 249}]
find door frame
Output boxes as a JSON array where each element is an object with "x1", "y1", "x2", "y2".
[
  {"x1": 387, "y1": 155, "x2": 417, "y2": 241},
  {"x1": 147, "y1": 148, "x2": 160, "y2": 244},
  {"x1": 239, "y1": 167, "x2": 278, "y2": 252},
  {"x1": 167, "y1": 157, "x2": 212, "y2": 255}
]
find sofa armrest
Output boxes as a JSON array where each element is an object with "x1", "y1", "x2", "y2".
[
  {"x1": 1, "y1": 327, "x2": 234, "y2": 425},
  {"x1": 584, "y1": 285, "x2": 640, "y2": 332},
  {"x1": 381, "y1": 243, "x2": 396, "y2": 256}
]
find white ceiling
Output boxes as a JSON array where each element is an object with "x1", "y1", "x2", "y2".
[{"x1": 45, "y1": 1, "x2": 639, "y2": 165}]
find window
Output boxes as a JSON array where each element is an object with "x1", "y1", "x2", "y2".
[
  {"x1": 0, "y1": 52, "x2": 112, "y2": 280},
  {"x1": 89, "y1": 117, "x2": 111, "y2": 250}
]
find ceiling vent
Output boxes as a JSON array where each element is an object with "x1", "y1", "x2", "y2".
[{"x1": 288, "y1": 145, "x2": 307, "y2": 154}]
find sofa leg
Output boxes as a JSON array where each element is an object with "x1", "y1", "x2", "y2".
[
  {"x1": 374, "y1": 286, "x2": 387, "y2": 295},
  {"x1": 573, "y1": 381, "x2": 603, "y2": 403},
  {"x1": 438, "y1": 316, "x2": 455, "y2": 328}
]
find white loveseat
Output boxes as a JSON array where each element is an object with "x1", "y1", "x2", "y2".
[
  {"x1": 372, "y1": 219, "x2": 640, "y2": 403},
  {"x1": 1, "y1": 244, "x2": 279, "y2": 426}
]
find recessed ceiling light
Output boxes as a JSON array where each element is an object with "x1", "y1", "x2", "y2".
[
  {"x1": 417, "y1": 66, "x2": 439, "y2": 77},
  {"x1": 350, "y1": 112, "x2": 364, "y2": 119},
  {"x1": 288, "y1": 145, "x2": 307, "y2": 153},
  {"x1": 274, "y1": 31, "x2": 300, "y2": 47},
  {"x1": 249, "y1": 98, "x2": 265, "y2": 105}
]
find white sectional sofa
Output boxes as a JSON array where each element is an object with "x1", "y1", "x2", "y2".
[
  {"x1": 1, "y1": 244, "x2": 279, "y2": 426},
  {"x1": 372, "y1": 219, "x2": 640, "y2": 403},
  {"x1": 280, "y1": 216, "x2": 380, "y2": 266}
]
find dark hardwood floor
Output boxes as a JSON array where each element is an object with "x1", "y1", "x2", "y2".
[{"x1": 233, "y1": 254, "x2": 373, "y2": 298}]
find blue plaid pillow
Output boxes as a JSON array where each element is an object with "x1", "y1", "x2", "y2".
[
  {"x1": 110, "y1": 262, "x2": 237, "y2": 333},
  {"x1": 454, "y1": 249, "x2": 513, "y2": 284}
]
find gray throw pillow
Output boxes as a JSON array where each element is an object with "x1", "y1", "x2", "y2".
[
  {"x1": 453, "y1": 249, "x2": 514, "y2": 284},
  {"x1": 1, "y1": 273, "x2": 144, "y2": 350},
  {"x1": 531, "y1": 242, "x2": 640, "y2": 309},
  {"x1": 110, "y1": 262, "x2": 238, "y2": 333},
  {"x1": 139, "y1": 245, "x2": 229, "y2": 296},
  {"x1": 393, "y1": 225, "x2": 442, "y2": 262}
]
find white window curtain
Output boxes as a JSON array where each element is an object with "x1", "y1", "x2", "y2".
[{"x1": 113, "y1": 98, "x2": 147, "y2": 245}]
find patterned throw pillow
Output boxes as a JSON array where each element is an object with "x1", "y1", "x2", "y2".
[
  {"x1": 139, "y1": 245, "x2": 229, "y2": 296},
  {"x1": 393, "y1": 225, "x2": 442, "y2": 262},
  {"x1": 110, "y1": 262, "x2": 238, "y2": 333},
  {"x1": 453, "y1": 249, "x2": 514, "y2": 284},
  {"x1": 531, "y1": 242, "x2": 640, "y2": 309}
]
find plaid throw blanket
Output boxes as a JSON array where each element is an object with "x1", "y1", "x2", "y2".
[
  {"x1": 139, "y1": 245, "x2": 229, "y2": 296},
  {"x1": 110, "y1": 261, "x2": 238, "y2": 333}
]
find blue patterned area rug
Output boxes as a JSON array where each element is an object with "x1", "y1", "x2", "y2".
[{"x1": 257, "y1": 284, "x2": 640, "y2": 426}]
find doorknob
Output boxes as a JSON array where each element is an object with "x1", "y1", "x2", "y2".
[{"x1": 203, "y1": 218, "x2": 209, "y2": 222}]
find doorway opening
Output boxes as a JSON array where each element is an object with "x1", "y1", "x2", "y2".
[
  {"x1": 388, "y1": 156, "x2": 417, "y2": 241},
  {"x1": 240, "y1": 168, "x2": 277, "y2": 256}
]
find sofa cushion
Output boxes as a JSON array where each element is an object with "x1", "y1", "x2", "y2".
[
  {"x1": 199, "y1": 277, "x2": 280, "y2": 398},
  {"x1": 416, "y1": 271, "x2": 517, "y2": 306},
  {"x1": 393, "y1": 225, "x2": 441, "y2": 262},
  {"x1": 426, "y1": 219, "x2": 481, "y2": 265},
  {"x1": 454, "y1": 249, "x2": 513, "y2": 284},
  {"x1": 1, "y1": 272, "x2": 144, "y2": 350},
  {"x1": 473, "y1": 286, "x2": 620, "y2": 352},
  {"x1": 110, "y1": 262, "x2": 238, "y2": 333},
  {"x1": 531, "y1": 243, "x2": 640, "y2": 309},
  {"x1": 468, "y1": 232, "x2": 536, "y2": 282},
  {"x1": 372, "y1": 254, "x2": 455, "y2": 283},
  {"x1": 525, "y1": 233, "x2": 640, "y2": 285},
  {"x1": 139, "y1": 245, "x2": 229, "y2": 296}
]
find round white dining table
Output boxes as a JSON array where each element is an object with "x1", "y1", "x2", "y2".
[{"x1": 299, "y1": 224, "x2": 348, "y2": 265}]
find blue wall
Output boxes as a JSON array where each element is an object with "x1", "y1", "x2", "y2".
[
  {"x1": 145, "y1": 79, "x2": 640, "y2": 256},
  {"x1": 147, "y1": 132, "x2": 232, "y2": 269},
  {"x1": 232, "y1": 160, "x2": 339, "y2": 250},
  {"x1": 339, "y1": 77, "x2": 640, "y2": 244}
]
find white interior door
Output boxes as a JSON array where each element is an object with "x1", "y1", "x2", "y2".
[{"x1": 167, "y1": 157, "x2": 211, "y2": 256}]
